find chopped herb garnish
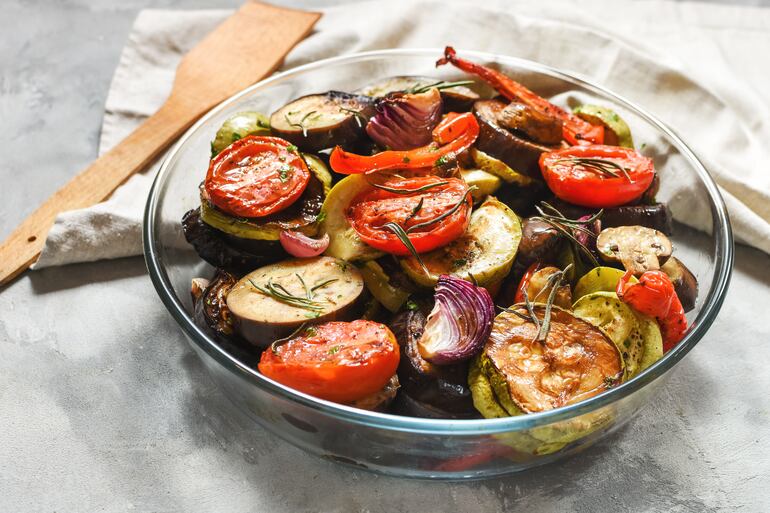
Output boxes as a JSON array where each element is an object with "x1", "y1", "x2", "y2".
[
  {"x1": 434, "y1": 155, "x2": 450, "y2": 167},
  {"x1": 402, "y1": 156, "x2": 411, "y2": 163},
  {"x1": 327, "y1": 345, "x2": 341, "y2": 355},
  {"x1": 406, "y1": 299, "x2": 419, "y2": 311},
  {"x1": 231, "y1": 132, "x2": 242, "y2": 143},
  {"x1": 279, "y1": 165, "x2": 291, "y2": 183},
  {"x1": 286, "y1": 144, "x2": 298, "y2": 153},
  {"x1": 453, "y1": 258, "x2": 467, "y2": 267}
]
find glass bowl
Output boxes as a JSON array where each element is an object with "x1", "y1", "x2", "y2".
[{"x1": 143, "y1": 49, "x2": 733, "y2": 479}]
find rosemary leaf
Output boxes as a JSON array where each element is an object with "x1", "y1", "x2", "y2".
[
  {"x1": 271, "y1": 322, "x2": 309, "y2": 354},
  {"x1": 405, "y1": 186, "x2": 476, "y2": 234},
  {"x1": 380, "y1": 222, "x2": 429, "y2": 275},
  {"x1": 370, "y1": 181, "x2": 449, "y2": 195}
]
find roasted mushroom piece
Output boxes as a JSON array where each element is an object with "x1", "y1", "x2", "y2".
[
  {"x1": 596, "y1": 225, "x2": 672, "y2": 275},
  {"x1": 497, "y1": 102, "x2": 563, "y2": 145},
  {"x1": 661, "y1": 256, "x2": 698, "y2": 312}
]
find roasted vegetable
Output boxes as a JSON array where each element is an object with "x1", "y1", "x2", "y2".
[
  {"x1": 359, "y1": 260, "x2": 411, "y2": 313},
  {"x1": 617, "y1": 271, "x2": 687, "y2": 352},
  {"x1": 330, "y1": 112, "x2": 480, "y2": 174},
  {"x1": 227, "y1": 256, "x2": 365, "y2": 346},
  {"x1": 347, "y1": 176, "x2": 473, "y2": 256},
  {"x1": 573, "y1": 291, "x2": 663, "y2": 379},
  {"x1": 269, "y1": 91, "x2": 375, "y2": 152},
  {"x1": 515, "y1": 218, "x2": 561, "y2": 268},
  {"x1": 357, "y1": 75, "x2": 479, "y2": 112},
  {"x1": 470, "y1": 147, "x2": 534, "y2": 186},
  {"x1": 279, "y1": 230, "x2": 329, "y2": 258},
  {"x1": 572, "y1": 105, "x2": 634, "y2": 148},
  {"x1": 348, "y1": 374, "x2": 400, "y2": 412},
  {"x1": 199, "y1": 153, "x2": 331, "y2": 241},
  {"x1": 192, "y1": 269, "x2": 239, "y2": 338},
  {"x1": 661, "y1": 256, "x2": 698, "y2": 313},
  {"x1": 472, "y1": 99, "x2": 554, "y2": 179},
  {"x1": 519, "y1": 266, "x2": 572, "y2": 309},
  {"x1": 573, "y1": 266, "x2": 637, "y2": 301},
  {"x1": 476, "y1": 306, "x2": 623, "y2": 413},
  {"x1": 400, "y1": 197, "x2": 521, "y2": 287},
  {"x1": 366, "y1": 88, "x2": 443, "y2": 150},
  {"x1": 181, "y1": 208, "x2": 283, "y2": 272},
  {"x1": 389, "y1": 307, "x2": 475, "y2": 416},
  {"x1": 417, "y1": 275, "x2": 494, "y2": 364},
  {"x1": 596, "y1": 225, "x2": 672, "y2": 275},
  {"x1": 437, "y1": 46, "x2": 605, "y2": 145},
  {"x1": 548, "y1": 200, "x2": 673, "y2": 235},
  {"x1": 539, "y1": 145, "x2": 656, "y2": 208},
  {"x1": 210, "y1": 111, "x2": 271, "y2": 156},
  {"x1": 498, "y1": 102, "x2": 563, "y2": 145},
  {"x1": 258, "y1": 320, "x2": 399, "y2": 403},
  {"x1": 459, "y1": 168, "x2": 502, "y2": 201}
]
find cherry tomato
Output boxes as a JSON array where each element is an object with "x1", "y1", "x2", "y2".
[
  {"x1": 514, "y1": 262, "x2": 543, "y2": 304},
  {"x1": 205, "y1": 135, "x2": 310, "y2": 218},
  {"x1": 539, "y1": 145, "x2": 655, "y2": 208},
  {"x1": 346, "y1": 176, "x2": 472, "y2": 255},
  {"x1": 258, "y1": 320, "x2": 400, "y2": 403},
  {"x1": 436, "y1": 46, "x2": 604, "y2": 145},
  {"x1": 329, "y1": 112, "x2": 479, "y2": 175}
]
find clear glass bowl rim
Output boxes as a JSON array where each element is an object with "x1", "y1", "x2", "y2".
[{"x1": 143, "y1": 48, "x2": 733, "y2": 436}]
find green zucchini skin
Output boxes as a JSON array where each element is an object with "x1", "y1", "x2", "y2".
[
  {"x1": 399, "y1": 197, "x2": 522, "y2": 288},
  {"x1": 210, "y1": 111, "x2": 271, "y2": 157}
]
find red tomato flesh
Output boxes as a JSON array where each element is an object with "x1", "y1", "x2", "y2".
[
  {"x1": 539, "y1": 145, "x2": 655, "y2": 208},
  {"x1": 205, "y1": 135, "x2": 310, "y2": 218},
  {"x1": 346, "y1": 176, "x2": 472, "y2": 255},
  {"x1": 258, "y1": 320, "x2": 400, "y2": 403}
]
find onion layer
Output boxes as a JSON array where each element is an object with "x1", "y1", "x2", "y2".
[
  {"x1": 279, "y1": 230, "x2": 330, "y2": 258},
  {"x1": 365, "y1": 88, "x2": 443, "y2": 150},
  {"x1": 417, "y1": 274, "x2": 495, "y2": 365}
]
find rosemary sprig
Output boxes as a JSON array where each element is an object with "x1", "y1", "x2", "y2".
[
  {"x1": 554, "y1": 157, "x2": 633, "y2": 182},
  {"x1": 370, "y1": 181, "x2": 449, "y2": 195},
  {"x1": 270, "y1": 323, "x2": 309, "y2": 354},
  {"x1": 405, "y1": 186, "x2": 476, "y2": 234},
  {"x1": 249, "y1": 278, "x2": 325, "y2": 312},
  {"x1": 285, "y1": 110, "x2": 318, "y2": 137},
  {"x1": 379, "y1": 221, "x2": 429, "y2": 275},
  {"x1": 406, "y1": 80, "x2": 475, "y2": 95},
  {"x1": 404, "y1": 197, "x2": 424, "y2": 224},
  {"x1": 310, "y1": 278, "x2": 339, "y2": 292},
  {"x1": 295, "y1": 273, "x2": 311, "y2": 299},
  {"x1": 339, "y1": 106, "x2": 366, "y2": 128},
  {"x1": 529, "y1": 202, "x2": 602, "y2": 267}
]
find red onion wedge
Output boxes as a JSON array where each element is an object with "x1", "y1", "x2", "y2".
[
  {"x1": 279, "y1": 230, "x2": 330, "y2": 258},
  {"x1": 417, "y1": 274, "x2": 495, "y2": 365},
  {"x1": 365, "y1": 88, "x2": 443, "y2": 150}
]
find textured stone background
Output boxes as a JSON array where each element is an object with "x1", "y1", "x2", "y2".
[{"x1": 2, "y1": 1, "x2": 770, "y2": 512}]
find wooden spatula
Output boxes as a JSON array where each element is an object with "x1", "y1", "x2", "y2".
[{"x1": 0, "y1": 1, "x2": 320, "y2": 286}]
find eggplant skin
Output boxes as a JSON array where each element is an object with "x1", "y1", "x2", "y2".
[
  {"x1": 192, "y1": 269, "x2": 239, "y2": 338},
  {"x1": 550, "y1": 200, "x2": 673, "y2": 236},
  {"x1": 181, "y1": 208, "x2": 283, "y2": 273},
  {"x1": 473, "y1": 100, "x2": 557, "y2": 179},
  {"x1": 388, "y1": 309, "x2": 476, "y2": 415}
]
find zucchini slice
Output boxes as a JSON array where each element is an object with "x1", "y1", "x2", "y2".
[
  {"x1": 573, "y1": 105, "x2": 634, "y2": 148},
  {"x1": 573, "y1": 291, "x2": 663, "y2": 380},
  {"x1": 359, "y1": 260, "x2": 411, "y2": 313},
  {"x1": 459, "y1": 168, "x2": 502, "y2": 201},
  {"x1": 400, "y1": 197, "x2": 521, "y2": 287},
  {"x1": 320, "y1": 174, "x2": 385, "y2": 262},
  {"x1": 210, "y1": 111, "x2": 271, "y2": 157},
  {"x1": 199, "y1": 153, "x2": 332, "y2": 241},
  {"x1": 470, "y1": 148, "x2": 534, "y2": 186},
  {"x1": 573, "y1": 266, "x2": 638, "y2": 301}
]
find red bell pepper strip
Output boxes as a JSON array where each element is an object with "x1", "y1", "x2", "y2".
[
  {"x1": 616, "y1": 270, "x2": 687, "y2": 352},
  {"x1": 436, "y1": 46, "x2": 604, "y2": 146},
  {"x1": 329, "y1": 112, "x2": 479, "y2": 175},
  {"x1": 514, "y1": 262, "x2": 543, "y2": 304}
]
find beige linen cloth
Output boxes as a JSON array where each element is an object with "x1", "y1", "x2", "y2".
[{"x1": 35, "y1": 0, "x2": 770, "y2": 268}]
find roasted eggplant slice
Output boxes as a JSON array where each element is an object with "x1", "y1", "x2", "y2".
[
  {"x1": 661, "y1": 256, "x2": 698, "y2": 312},
  {"x1": 400, "y1": 197, "x2": 521, "y2": 287},
  {"x1": 357, "y1": 75, "x2": 480, "y2": 112},
  {"x1": 549, "y1": 200, "x2": 673, "y2": 235},
  {"x1": 473, "y1": 99, "x2": 557, "y2": 179},
  {"x1": 192, "y1": 269, "x2": 239, "y2": 338},
  {"x1": 516, "y1": 218, "x2": 561, "y2": 268},
  {"x1": 498, "y1": 102, "x2": 563, "y2": 145},
  {"x1": 270, "y1": 91, "x2": 375, "y2": 152},
  {"x1": 596, "y1": 225, "x2": 672, "y2": 275},
  {"x1": 388, "y1": 308, "x2": 476, "y2": 416},
  {"x1": 480, "y1": 306, "x2": 623, "y2": 414},
  {"x1": 182, "y1": 208, "x2": 283, "y2": 272},
  {"x1": 227, "y1": 256, "x2": 365, "y2": 346}
]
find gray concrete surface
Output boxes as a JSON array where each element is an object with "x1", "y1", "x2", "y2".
[{"x1": 2, "y1": 1, "x2": 770, "y2": 512}]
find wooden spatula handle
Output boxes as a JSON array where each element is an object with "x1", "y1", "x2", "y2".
[{"x1": 0, "y1": 103, "x2": 192, "y2": 284}]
